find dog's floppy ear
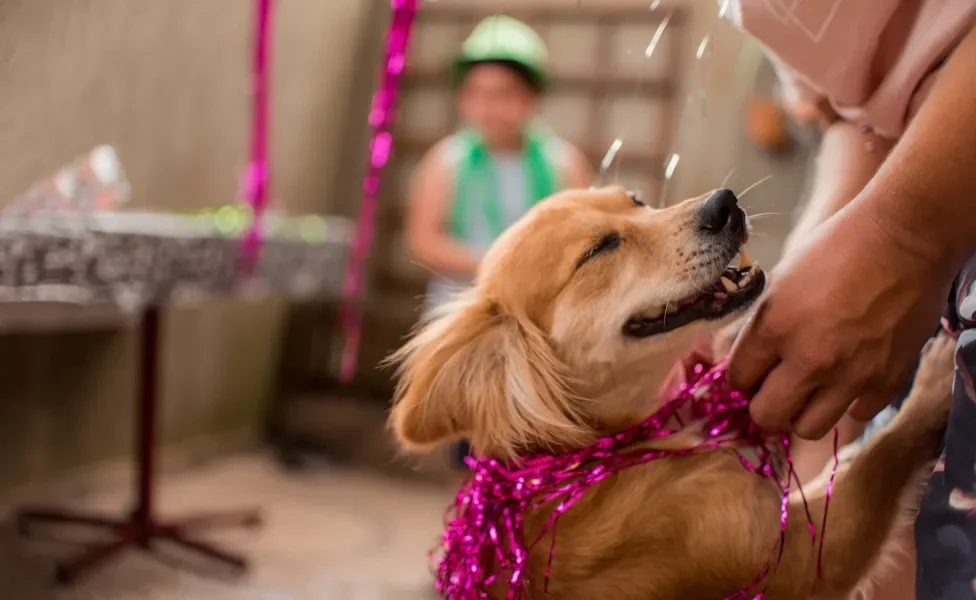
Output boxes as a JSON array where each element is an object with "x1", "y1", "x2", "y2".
[{"x1": 388, "y1": 296, "x2": 587, "y2": 459}]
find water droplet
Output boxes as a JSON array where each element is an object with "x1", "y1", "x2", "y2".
[
  {"x1": 644, "y1": 12, "x2": 671, "y2": 58},
  {"x1": 664, "y1": 154, "x2": 680, "y2": 180},
  {"x1": 696, "y1": 36, "x2": 710, "y2": 60},
  {"x1": 596, "y1": 139, "x2": 624, "y2": 185},
  {"x1": 650, "y1": 0, "x2": 662, "y2": 10}
]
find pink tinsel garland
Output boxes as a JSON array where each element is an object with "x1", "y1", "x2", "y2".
[
  {"x1": 434, "y1": 360, "x2": 837, "y2": 600},
  {"x1": 242, "y1": 0, "x2": 273, "y2": 269},
  {"x1": 338, "y1": 0, "x2": 419, "y2": 381}
]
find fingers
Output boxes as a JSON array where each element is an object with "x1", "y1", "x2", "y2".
[
  {"x1": 728, "y1": 306, "x2": 779, "y2": 391},
  {"x1": 748, "y1": 361, "x2": 818, "y2": 432},
  {"x1": 792, "y1": 385, "x2": 860, "y2": 440}
]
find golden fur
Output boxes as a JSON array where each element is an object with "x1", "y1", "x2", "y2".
[{"x1": 390, "y1": 186, "x2": 953, "y2": 600}]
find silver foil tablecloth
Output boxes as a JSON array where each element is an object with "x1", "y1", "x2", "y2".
[{"x1": 0, "y1": 211, "x2": 352, "y2": 311}]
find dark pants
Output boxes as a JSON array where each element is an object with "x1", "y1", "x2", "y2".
[{"x1": 916, "y1": 254, "x2": 976, "y2": 599}]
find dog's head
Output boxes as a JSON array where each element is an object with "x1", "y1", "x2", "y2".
[{"x1": 390, "y1": 186, "x2": 765, "y2": 459}]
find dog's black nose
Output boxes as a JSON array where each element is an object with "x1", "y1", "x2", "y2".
[{"x1": 699, "y1": 188, "x2": 744, "y2": 234}]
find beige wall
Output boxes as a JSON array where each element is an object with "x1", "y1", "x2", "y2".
[{"x1": 0, "y1": 0, "x2": 379, "y2": 494}]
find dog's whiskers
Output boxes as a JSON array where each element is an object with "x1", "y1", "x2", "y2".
[
  {"x1": 662, "y1": 293, "x2": 675, "y2": 359},
  {"x1": 660, "y1": 265, "x2": 682, "y2": 359},
  {"x1": 685, "y1": 273, "x2": 722, "y2": 344},
  {"x1": 684, "y1": 272, "x2": 707, "y2": 295},
  {"x1": 746, "y1": 211, "x2": 782, "y2": 220},
  {"x1": 738, "y1": 175, "x2": 774, "y2": 200},
  {"x1": 409, "y1": 260, "x2": 441, "y2": 278},
  {"x1": 720, "y1": 168, "x2": 736, "y2": 189}
]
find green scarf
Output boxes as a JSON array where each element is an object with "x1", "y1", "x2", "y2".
[{"x1": 450, "y1": 128, "x2": 560, "y2": 242}]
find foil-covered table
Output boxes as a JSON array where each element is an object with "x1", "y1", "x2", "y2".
[
  {"x1": 13, "y1": 147, "x2": 354, "y2": 584},
  {"x1": 0, "y1": 210, "x2": 351, "y2": 309}
]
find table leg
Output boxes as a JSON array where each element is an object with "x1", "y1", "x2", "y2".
[{"x1": 16, "y1": 307, "x2": 262, "y2": 584}]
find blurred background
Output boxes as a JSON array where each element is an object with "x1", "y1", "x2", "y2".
[{"x1": 0, "y1": 0, "x2": 816, "y2": 598}]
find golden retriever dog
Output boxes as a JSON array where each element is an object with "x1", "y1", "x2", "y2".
[{"x1": 389, "y1": 186, "x2": 953, "y2": 599}]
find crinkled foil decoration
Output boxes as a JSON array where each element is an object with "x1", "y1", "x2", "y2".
[{"x1": 337, "y1": 0, "x2": 419, "y2": 382}]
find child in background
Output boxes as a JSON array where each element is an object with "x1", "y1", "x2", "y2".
[{"x1": 406, "y1": 16, "x2": 591, "y2": 468}]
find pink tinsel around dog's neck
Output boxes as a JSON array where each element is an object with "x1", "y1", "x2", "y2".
[{"x1": 432, "y1": 359, "x2": 837, "y2": 600}]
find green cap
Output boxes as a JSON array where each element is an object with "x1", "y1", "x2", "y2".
[{"x1": 451, "y1": 16, "x2": 550, "y2": 91}]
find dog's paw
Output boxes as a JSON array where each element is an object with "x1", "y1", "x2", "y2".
[
  {"x1": 914, "y1": 333, "x2": 955, "y2": 402},
  {"x1": 900, "y1": 333, "x2": 955, "y2": 430}
]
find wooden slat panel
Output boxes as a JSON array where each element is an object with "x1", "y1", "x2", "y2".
[
  {"x1": 394, "y1": 136, "x2": 666, "y2": 178},
  {"x1": 546, "y1": 21, "x2": 601, "y2": 77},
  {"x1": 402, "y1": 68, "x2": 675, "y2": 99},
  {"x1": 541, "y1": 92, "x2": 592, "y2": 147},
  {"x1": 416, "y1": 6, "x2": 686, "y2": 25}
]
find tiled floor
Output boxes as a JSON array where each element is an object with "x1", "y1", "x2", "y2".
[{"x1": 0, "y1": 454, "x2": 452, "y2": 599}]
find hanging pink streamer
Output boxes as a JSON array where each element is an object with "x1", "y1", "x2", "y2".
[
  {"x1": 434, "y1": 360, "x2": 839, "y2": 600},
  {"x1": 337, "y1": 0, "x2": 418, "y2": 382},
  {"x1": 241, "y1": 0, "x2": 273, "y2": 269}
]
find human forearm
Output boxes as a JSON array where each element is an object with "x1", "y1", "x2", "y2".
[
  {"x1": 782, "y1": 123, "x2": 893, "y2": 258},
  {"x1": 853, "y1": 25, "x2": 976, "y2": 278}
]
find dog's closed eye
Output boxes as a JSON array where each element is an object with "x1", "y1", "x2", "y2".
[{"x1": 577, "y1": 232, "x2": 621, "y2": 269}]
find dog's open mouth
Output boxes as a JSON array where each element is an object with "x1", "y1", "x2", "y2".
[{"x1": 623, "y1": 250, "x2": 766, "y2": 338}]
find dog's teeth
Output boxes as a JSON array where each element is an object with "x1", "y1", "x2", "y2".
[
  {"x1": 720, "y1": 276, "x2": 737, "y2": 292},
  {"x1": 666, "y1": 304, "x2": 679, "y2": 315},
  {"x1": 738, "y1": 274, "x2": 752, "y2": 288},
  {"x1": 738, "y1": 249, "x2": 752, "y2": 268},
  {"x1": 748, "y1": 263, "x2": 760, "y2": 275}
]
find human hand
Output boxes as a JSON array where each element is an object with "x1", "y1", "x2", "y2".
[{"x1": 727, "y1": 204, "x2": 951, "y2": 440}]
